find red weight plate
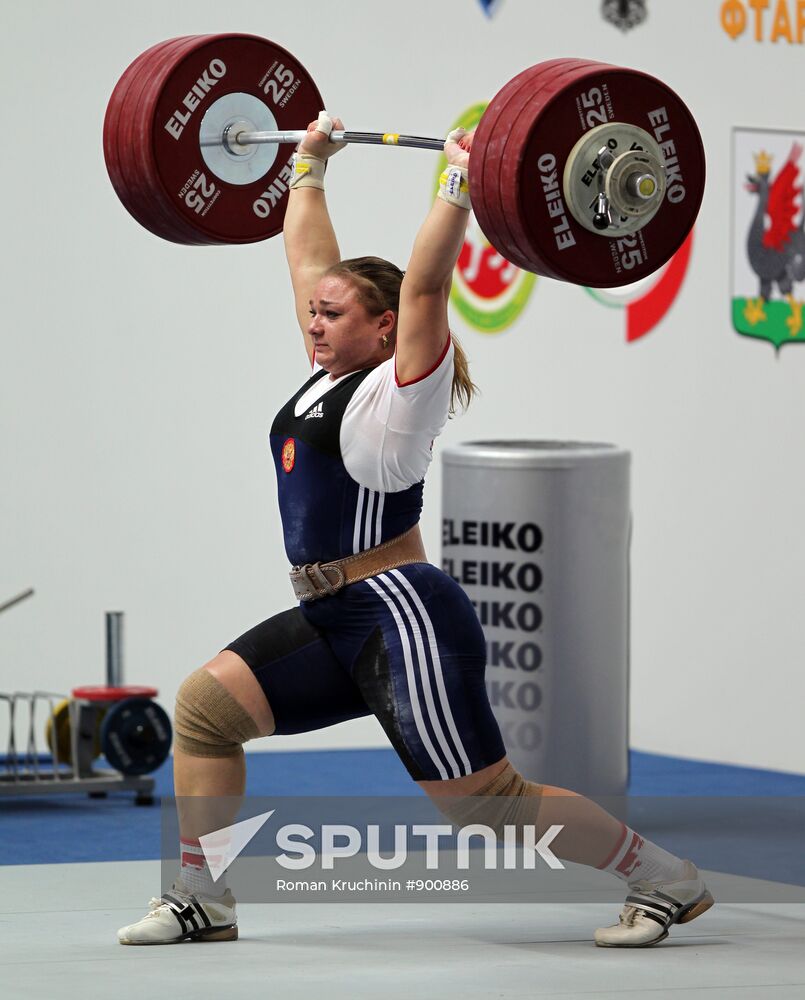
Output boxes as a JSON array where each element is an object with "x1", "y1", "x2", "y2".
[
  {"x1": 145, "y1": 34, "x2": 324, "y2": 244},
  {"x1": 120, "y1": 35, "x2": 218, "y2": 244},
  {"x1": 470, "y1": 59, "x2": 604, "y2": 277},
  {"x1": 495, "y1": 60, "x2": 616, "y2": 277},
  {"x1": 104, "y1": 49, "x2": 144, "y2": 215},
  {"x1": 495, "y1": 59, "x2": 586, "y2": 278},
  {"x1": 72, "y1": 685, "x2": 158, "y2": 702},
  {"x1": 106, "y1": 38, "x2": 203, "y2": 243},
  {"x1": 114, "y1": 38, "x2": 210, "y2": 244},
  {"x1": 123, "y1": 37, "x2": 215, "y2": 244},
  {"x1": 104, "y1": 40, "x2": 174, "y2": 234},
  {"x1": 490, "y1": 59, "x2": 608, "y2": 278},
  {"x1": 472, "y1": 61, "x2": 569, "y2": 272},
  {"x1": 501, "y1": 61, "x2": 615, "y2": 277},
  {"x1": 510, "y1": 65, "x2": 706, "y2": 286},
  {"x1": 504, "y1": 61, "x2": 611, "y2": 277}
]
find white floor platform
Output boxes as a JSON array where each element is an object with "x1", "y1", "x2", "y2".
[{"x1": 1, "y1": 861, "x2": 804, "y2": 1000}]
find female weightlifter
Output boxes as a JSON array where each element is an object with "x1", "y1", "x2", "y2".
[{"x1": 117, "y1": 113, "x2": 713, "y2": 948}]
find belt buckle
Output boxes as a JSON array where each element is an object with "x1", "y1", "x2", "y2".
[{"x1": 296, "y1": 561, "x2": 346, "y2": 601}]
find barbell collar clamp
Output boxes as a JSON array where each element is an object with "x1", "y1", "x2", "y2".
[
  {"x1": 593, "y1": 192, "x2": 612, "y2": 231},
  {"x1": 222, "y1": 121, "x2": 257, "y2": 157},
  {"x1": 605, "y1": 148, "x2": 667, "y2": 223},
  {"x1": 597, "y1": 145, "x2": 616, "y2": 172}
]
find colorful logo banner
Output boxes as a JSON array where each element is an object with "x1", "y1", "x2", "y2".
[
  {"x1": 732, "y1": 127, "x2": 805, "y2": 350},
  {"x1": 584, "y1": 232, "x2": 694, "y2": 343}
]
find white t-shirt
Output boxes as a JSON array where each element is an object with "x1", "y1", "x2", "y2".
[{"x1": 293, "y1": 340, "x2": 454, "y2": 493}]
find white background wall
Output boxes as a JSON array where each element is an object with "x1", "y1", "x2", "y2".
[{"x1": 1, "y1": 0, "x2": 803, "y2": 773}]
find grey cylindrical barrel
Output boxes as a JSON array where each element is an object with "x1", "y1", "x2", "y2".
[{"x1": 441, "y1": 441, "x2": 630, "y2": 796}]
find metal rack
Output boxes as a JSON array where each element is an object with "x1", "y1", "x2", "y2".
[{"x1": 0, "y1": 611, "x2": 156, "y2": 803}]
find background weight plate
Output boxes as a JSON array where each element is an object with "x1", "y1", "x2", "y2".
[
  {"x1": 45, "y1": 698, "x2": 72, "y2": 762},
  {"x1": 45, "y1": 699, "x2": 106, "y2": 762},
  {"x1": 72, "y1": 685, "x2": 159, "y2": 701},
  {"x1": 101, "y1": 697, "x2": 172, "y2": 776}
]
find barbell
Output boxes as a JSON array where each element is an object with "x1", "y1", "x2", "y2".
[{"x1": 103, "y1": 33, "x2": 706, "y2": 288}]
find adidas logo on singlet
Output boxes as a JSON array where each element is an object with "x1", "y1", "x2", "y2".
[{"x1": 304, "y1": 402, "x2": 324, "y2": 420}]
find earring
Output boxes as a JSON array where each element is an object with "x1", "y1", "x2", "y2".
[{"x1": 381, "y1": 334, "x2": 389, "y2": 348}]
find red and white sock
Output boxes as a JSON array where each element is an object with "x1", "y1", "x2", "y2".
[
  {"x1": 179, "y1": 835, "x2": 230, "y2": 898},
  {"x1": 597, "y1": 824, "x2": 689, "y2": 886}
]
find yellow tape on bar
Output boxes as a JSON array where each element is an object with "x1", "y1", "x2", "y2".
[{"x1": 382, "y1": 133, "x2": 400, "y2": 145}]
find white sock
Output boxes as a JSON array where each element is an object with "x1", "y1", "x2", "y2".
[
  {"x1": 179, "y1": 835, "x2": 229, "y2": 898},
  {"x1": 597, "y1": 824, "x2": 689, "y2": 886}
]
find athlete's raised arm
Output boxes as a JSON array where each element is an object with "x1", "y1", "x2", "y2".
[
  {"x1": 282, "y1": 111, "x2": 346, "y2": 362},
  {"x1": 395, "y1": 129, "x2": 472, "y2": 385}
]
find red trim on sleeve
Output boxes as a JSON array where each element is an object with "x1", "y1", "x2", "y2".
[{"x1": 395, "y1": 335, "x2": 451, "y2": 387}]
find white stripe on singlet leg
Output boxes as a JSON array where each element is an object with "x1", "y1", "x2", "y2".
[
  {"x1": 366, "y1": 577, "x2": 451, "y2": 780},
  {"x1": 375, "y1": 573, "x2": 462, "y2": 779},
  {"x1": 389, "y1": 569, "x2": 473, "y2": 776},
  {"x1": 353, "y1": 487, "x2": 367, "y2": 554},
  {"x1": 363, "y1": 490, "x2": 377, "y2": 551},
  {"x1": 373, "y1": 492, "x2": 385, "y2": 546}
]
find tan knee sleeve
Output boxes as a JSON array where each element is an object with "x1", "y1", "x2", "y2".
[
  {"x1": 174, "y1": 668, "x2": 261, "y2": 758},
  {"x1": 435, "y1": 763, "x2": 543, "y2": 835}
]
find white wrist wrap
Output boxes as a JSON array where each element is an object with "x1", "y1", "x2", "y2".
[
  {"x1": 438, "y1": 165, "x2": 471, "y2": 210},
  {"x1": 289, "y1": 152, "x2": 326, "y2": 191}
]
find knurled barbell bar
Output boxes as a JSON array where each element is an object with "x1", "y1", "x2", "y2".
[{"x1": 103, "y1": 33, "x2": 706, "y2": 287}]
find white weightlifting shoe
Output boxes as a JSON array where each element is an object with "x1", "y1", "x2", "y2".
[
  {"x1": 594, "y1": 861, "x2": 714, "y2": 948},
  {"x1": 117, "y1": 883, "x2": 238, "y2": 945}
]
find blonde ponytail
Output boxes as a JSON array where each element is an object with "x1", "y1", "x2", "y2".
[{"x1": 449, "y1": 333, "x2": 477, "y2": 414}]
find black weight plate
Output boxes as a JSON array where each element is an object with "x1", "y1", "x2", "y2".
[{"x1": 101, "y1": 697, "x2": 172, "y2": 776}]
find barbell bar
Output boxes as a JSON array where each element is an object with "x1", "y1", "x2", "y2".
[
  {"x1": 103, "y1": 33, "x2": 706, "y2": 286},
  {"x1": 204, "y1": 129, "x2": 448, "y2": 151},
  {"x1": 223, "y1": 127, "x2": 665, "y2": 225}
]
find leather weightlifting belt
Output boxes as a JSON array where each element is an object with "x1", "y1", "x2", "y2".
[{"x1": 289, "y1": 525, "x2": 427, "y2": 602}]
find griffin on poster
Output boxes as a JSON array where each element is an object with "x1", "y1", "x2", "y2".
[{"x1": 732, "y1": 128, "x2": 805, "y2": 350}]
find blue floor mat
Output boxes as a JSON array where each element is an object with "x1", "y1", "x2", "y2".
[{"x1": 1, "y1": 749, "x2": 804, "y2": 883}]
